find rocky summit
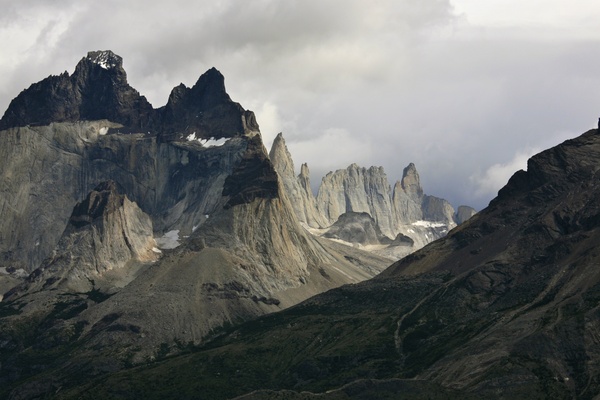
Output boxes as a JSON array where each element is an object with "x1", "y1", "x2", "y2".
[{"x1": 0, "y1": 50, "x2": 257, "y2": 140}]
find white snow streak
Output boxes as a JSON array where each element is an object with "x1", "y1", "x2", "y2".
[
  {"x1": 186, "y1": 132, "x2": 228, "y2": 147},
  {"x1": 411, "y1": 220, "x2": 448, "y2": 228}
]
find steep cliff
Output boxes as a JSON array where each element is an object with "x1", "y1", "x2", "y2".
[
  {"x1": 269, "y1": 133, "x2": 327, "y2": 228},
  {"x1": 0, "y1": 120, "x2": 248, "y2": 272},
  {"x1": 316, "y1": 164, "x2": 397, "y2": 238},
  {"x1": 391, "y1": 163, "x2": 424, "y2": 224}
]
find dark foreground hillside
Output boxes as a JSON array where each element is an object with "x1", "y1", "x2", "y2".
[{"x1": 21, "y1": 127, "x2": 600, "y2": 399}]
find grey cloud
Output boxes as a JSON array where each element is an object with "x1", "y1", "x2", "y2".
[{"x1": 1, "y1": 1, "x2": 599, "y2": 211}]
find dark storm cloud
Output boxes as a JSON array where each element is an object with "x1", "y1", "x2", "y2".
[{"x1": 1, "y1": 1, "x2": 599, "y2": 210}]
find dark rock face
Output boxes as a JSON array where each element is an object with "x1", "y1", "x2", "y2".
[
  {"x1": 0, "y1": 51, "x2": 258, "y2": 139},
  {"x1": 0, "y1": 51, "x2": 154, "y2": 131},
  {"x1": 222, "y1": 135, "x2": 280, "y2": 208},
  {"x1": 158, "y1": 67, "x2": 259, "y2": 140}
]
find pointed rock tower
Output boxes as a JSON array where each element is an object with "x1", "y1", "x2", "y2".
[{"x1": 269, "y1": 133, "x2": 328, "y2": 228}]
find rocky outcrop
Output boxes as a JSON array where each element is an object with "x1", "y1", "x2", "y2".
[
  {"x1": 7, "y1": 181, "x2": 157, "y2": 295},
  {"x1": 269, "y1": 133, "x2": 327, "y2": 228},
  {"x1": 323, "y1": 212, "x2": 392, "y2": 246},
  {"x1": 454, "y1": 205, "x2": 477, "y2": 224}
]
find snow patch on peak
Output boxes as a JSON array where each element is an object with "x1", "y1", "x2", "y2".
[
  {"x1": 186, "y1": 132, "x2": 229, "y2": 147},
  {"x1": 87, "y1": 51, "x2": 119, "y2": 70}
]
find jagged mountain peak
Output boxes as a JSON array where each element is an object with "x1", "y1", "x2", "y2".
[
  {"x1": 300, "y1": 163, "x2": 310, "y2": 178},
  {"x1": 269, "y1": 132, "x2": 328, "y2": 228},
  {"x1": 0, "y1": 51, "x2": 259, "y2": 138},
  {"x1": 269, "y1": 132, "x2": 294, "y2": 177},
  {"x1": 85, "y1": 50, "x2": 123, "y2": 70},
  {"x1": 400, "y1": 162, "x2": 423, "y2": 197},
  {"x1": 0, "y1": 50, "x2": 152, "y2": 131},
  {"x1": 158, "y1": 66, "x2": 258, "y2": 139}
]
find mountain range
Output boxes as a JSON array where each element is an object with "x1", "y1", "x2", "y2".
[
  {"x1": 1, "y1": 50, "x2": 598, "y2": 399},
  {"x1": 269, "y1": 132, "x2": 476, "y2": 259}
]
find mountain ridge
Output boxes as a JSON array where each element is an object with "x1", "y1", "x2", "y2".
[{"x1": 0, "y1": 50, "x2": 259, "y2": 140}]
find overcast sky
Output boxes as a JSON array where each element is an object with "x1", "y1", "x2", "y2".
[{"x1": 2, "y1": 1, "x2": 600, "y2": 210}]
